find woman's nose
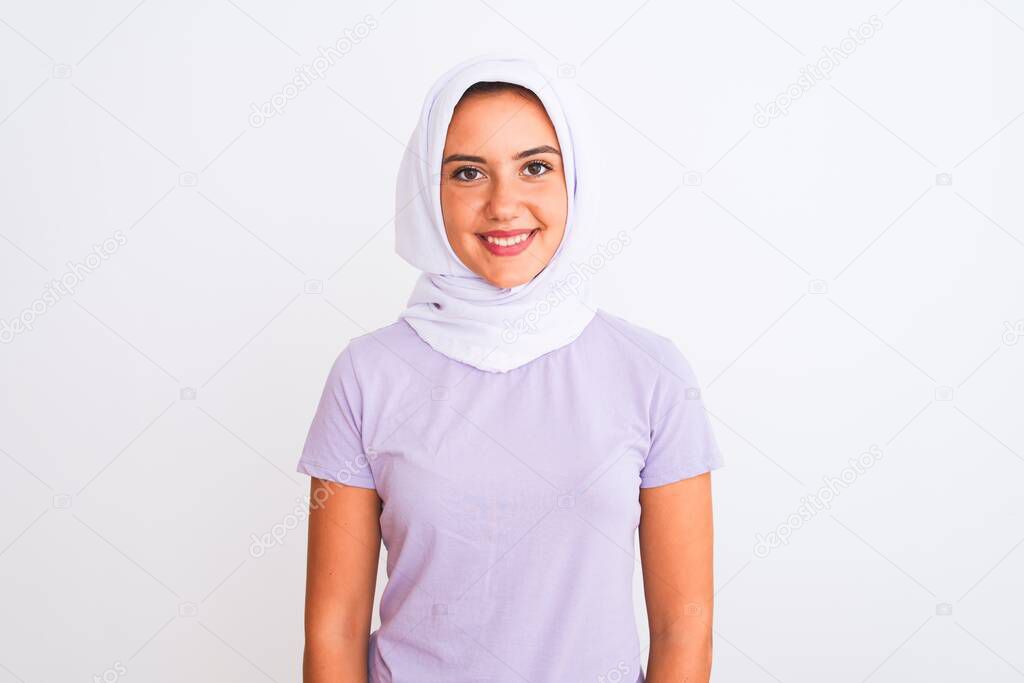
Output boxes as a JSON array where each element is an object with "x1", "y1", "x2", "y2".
[{"x1": 485, "y1": 176, "x2": 522, "y2": 222}]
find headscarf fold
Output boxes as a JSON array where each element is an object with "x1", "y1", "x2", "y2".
[{"x1": 394, "y1": 53, "x2": 599, "y2": 373}]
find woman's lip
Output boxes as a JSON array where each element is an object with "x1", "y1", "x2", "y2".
[
  {"x1": 478, "y1": 228, "x2": 536, "y2": 238},
  {"x1": 477, "y1": 228, "x2": 539, "y2": 256}
]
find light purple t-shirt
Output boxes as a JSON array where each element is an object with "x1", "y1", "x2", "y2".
[{"x1": 297, "y1": 308, "x2": 724, "y2": 682}]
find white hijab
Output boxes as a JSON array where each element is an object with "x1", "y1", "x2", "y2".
[{"x1": 395, "y1": 54, "x2": 599, "y2": 373}]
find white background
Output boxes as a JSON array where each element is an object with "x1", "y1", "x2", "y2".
[{"x1": 1, "y1": 1, "x2": 1023, "y2": 681}]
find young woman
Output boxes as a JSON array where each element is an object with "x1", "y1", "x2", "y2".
[{"x1": 297, "y1": 54, "x2": 724, "y2": 682}]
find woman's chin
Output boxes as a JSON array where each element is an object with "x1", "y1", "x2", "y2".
[{"x1": 480, "y1": 268, "x2": 534, "y2": 290}]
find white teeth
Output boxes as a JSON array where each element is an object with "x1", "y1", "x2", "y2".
[{"x1": 484, "y1": 230, "x2": 534, "y2": 247}]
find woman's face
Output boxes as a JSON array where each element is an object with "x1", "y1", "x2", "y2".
[{"x1": 440, "y1": 90, "x2": 568, "y2": 289}]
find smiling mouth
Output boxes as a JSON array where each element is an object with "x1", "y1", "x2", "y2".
[{"x1": 477, "y1": 228, "x2": 540, "y2": 256}]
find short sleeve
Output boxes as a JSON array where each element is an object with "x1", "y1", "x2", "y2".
[
  {"x1": 639, "y1": 338, "x2": 724, "y2": 488},
  {"x1": 296, "y1": 344, "x2": 377, "y2": 489}
]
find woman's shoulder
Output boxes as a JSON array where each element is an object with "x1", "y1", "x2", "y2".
[
  {"x1": 340, "y1": 318, "x2": 421, "y2": 368},
  {"x1": 591, "y1": 308, "x2": 699, "y2": 382},
  {"x1": 592, "y1": 308, "x2": 680, "y2": 358}
]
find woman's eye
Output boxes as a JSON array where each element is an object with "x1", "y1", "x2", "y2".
[
  {"x1": 452, "y1": 163, "x2": 551, "y2": 182},
  {"x1": 454, "y1": 167, "x2": 483, "y2": 181},
  {"x1": 524, "y1": 161, "x2": 552, "y2": 177}
]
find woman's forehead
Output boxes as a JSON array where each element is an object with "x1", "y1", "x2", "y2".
[{"x1": 443, "y1": 93, "x2": 559, "y2": 154}]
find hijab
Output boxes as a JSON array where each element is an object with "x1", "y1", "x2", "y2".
[{"x1": 394, "y1": 54, "x2": 599, "y2": 373}]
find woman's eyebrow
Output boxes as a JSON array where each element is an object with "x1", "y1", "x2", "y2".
[{"x1": 442, "y1": 145, "x2": 561, "y2": 165}]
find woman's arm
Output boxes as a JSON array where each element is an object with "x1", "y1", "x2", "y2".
[
  {"x1": 638, "y1": 471, "x2": 715, "y2": 682},
  {"x1": 303, "y1": 477, "x2": 382, "y2": 682}
]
